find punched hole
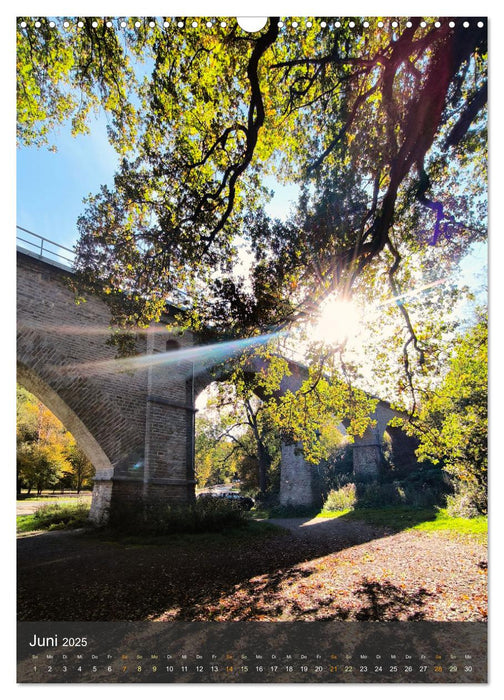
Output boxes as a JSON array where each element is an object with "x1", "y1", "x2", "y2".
[{"x1": 236, "y1": 17, "x2": 268, "y2": 32}]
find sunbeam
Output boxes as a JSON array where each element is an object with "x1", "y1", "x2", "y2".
[
  {"x1": 375, "y1": 278, "x2": 448, "y2": 309},
  {"x1": 56, "y1": 331, "x2": 284, "y2": 376}
]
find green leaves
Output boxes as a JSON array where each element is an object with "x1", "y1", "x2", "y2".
[
  {"x1": 408, "y1": 313, "x2": 487, "y2": 512},
  {"x1": 19, "y1": 19, "x2": 487, "y2": 339},
  {"x1": 18, "y1": 18, "x2": 487, "y2": 436},
  {"x1": 17, "y1": 18, "x2": 138, "y2": 151}
]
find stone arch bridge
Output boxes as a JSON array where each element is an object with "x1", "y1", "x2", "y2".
[{"x1": 17, "y1": 246, "x2": 416, "y2": 523}]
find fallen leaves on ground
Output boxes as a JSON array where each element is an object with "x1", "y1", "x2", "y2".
[{"x1": 17, "y1": 520, "x2": 487, "y2": 623}]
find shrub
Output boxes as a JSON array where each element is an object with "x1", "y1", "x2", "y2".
[
  {"x1": 400, "y1": 485, "x2": 445, "y2": 509},
  {"x1": 320, "y1": 444, "x2": 354, "y2": 493},
  {"x1": 356, "y1": 481, "x2": 406, "y2": 508},
  {"x1": 323, "y1": 483, "x2": 357, "y2": 512},
  {"x1": 252, "y1": 492, "x2": 280, "y2": 509},
  {"x1": 32, "y1": 502, "x2": 90, "y2": 530},
  {"x1": 352, "y1": 466, "x2": 451, "y2": 510},
  {"x1": 107, "y1": 497, "x2": 248, "y2": 535},
  {"x1": 445, "y1": 482, "x2": 486, "y2": 518}
]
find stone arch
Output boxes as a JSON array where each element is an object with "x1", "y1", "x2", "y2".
[
  {"x1": 17, "y1": 361, "x2": 114, "y2": 523},
  {"x1": 16, "y1": 250, "x2": 203, "y2": 523},
  {"x1": 17, "y1": 361, "x2": 113, "y2": 478},
  {"x1": 17, "y1": 250, "x2": 420, "y2": 517},
  {"x1": 351, "y1": 402, "x2": 418, "y2": 480},
  {"x1": 15, "y1": 324, "x2": 134, "y2": 472}
]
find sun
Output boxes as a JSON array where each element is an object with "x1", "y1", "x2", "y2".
[{"x1": 312, "y1": 297, "x2": 361, "y2": 345}]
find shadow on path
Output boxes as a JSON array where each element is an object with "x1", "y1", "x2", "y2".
[{"x1": 17, "y1": 508, "x2": 481, "y2": 623}]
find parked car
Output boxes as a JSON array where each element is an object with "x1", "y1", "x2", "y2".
[
  {"x1": 198, "y1": 491, "x2": 254, "y2": 510},
  {"x1": 220, "y1": 492, "x2": 254, "y2": 510}
]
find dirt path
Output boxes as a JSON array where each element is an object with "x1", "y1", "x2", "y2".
[
  {"x1": 17, "y1": 517, "x2": 487, "y2": 623},
  {"x1": 16, "y1": 493, "x2": 92, "y2": 516}
]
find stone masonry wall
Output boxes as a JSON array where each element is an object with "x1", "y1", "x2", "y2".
[
  {"x1": 279, "y1": 444, "x2": 316, "y2": 507},
  {"x1": 17, "y1": 251, "x2": 415, "y2": 518},
  {"x1": 17, "y1": 251, "x2": 195, "y2": 522}
]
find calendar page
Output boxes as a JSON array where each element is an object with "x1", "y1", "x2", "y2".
[{"x1": 16, "y1": 13, "x2": 488, "y2": 684}]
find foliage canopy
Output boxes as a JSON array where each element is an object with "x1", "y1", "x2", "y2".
[
  {"x1": 17, "y1": 17, "x2": 487, "y2": 334},
  {"x1": 411, "y1": 314, "x2": 487, "y2": 512},
  {"x1": 17, "y1": 17, "x2": 488, "y2": 461}
]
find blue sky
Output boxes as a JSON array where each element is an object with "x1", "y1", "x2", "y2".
[
  {"x1": 16, "y1": 113, "x2": 487, "y2": 315},
  {"x1": 16, "y1": 115, "x2": 303, "y2": 255},
  {"x1": 16, "y1": 117, "x2": 119, "y2": 252}
]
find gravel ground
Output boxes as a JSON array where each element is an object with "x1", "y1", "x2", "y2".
[{"x1": 17, "y1": 516, "x2": 487, "y2": 622}]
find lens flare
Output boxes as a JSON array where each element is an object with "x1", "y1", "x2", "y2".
[
  {"x1": 376, "y1": 278, "x2": 448, "y2": 309},
  {"x1": 56, "y1": 331, "x2": 283, "y2": 377},
  {"x1": 312, "y1": 298, "x2": 360, "y2": 344}
]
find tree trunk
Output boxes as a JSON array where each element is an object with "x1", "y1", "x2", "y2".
[{"x1": 257, "y1": 440, "x2": 271, "y2": 494}]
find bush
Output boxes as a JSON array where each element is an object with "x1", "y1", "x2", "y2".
[
  {"x1": 445, "y1": 482, "x2": 486, "y2": 518},
  {"x1": 350, "y1": 466, "x2": 451, "y2": 510},
  {"x1": 356, "y1": 481, "x2": 406, "y2": 508},
  {"x1": 320, "y1": 444, "x2": 354, "y2": 493},
  {"x1": 250, "y1": 491, "x2": 280, "y2": 509},
  {"x1": 32, "y1": 502, "x2": 90, "y2": 530},
  {"x1": 400, "y1": 485, "x2": 445, "y2": 509},
  {"x1": 323, "y1": 483, "x2": 357, "y2": 512},
  {"x1": 107, "y1": 497, "x2": 248, "y2": 535}
]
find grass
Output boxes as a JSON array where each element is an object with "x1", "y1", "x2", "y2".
[
  {"x1": 259, "y1": 504, "x2": 320, "y2": 519},
  {"x1": 250, "y1": 507, "x2": 271, "y2": 520},
  {"x1": 317, "y1": 505, "x2": 487, "y2": 539},
  {"x1": 16, "y1": 492, "x2": 286, "y2": 541},
  {"x1": 341, "y1": 506, "x2": 438, "y2": 529},
  {"x1": 16, "y1": 504, "x2": 285, "y2": 548},
  {"x1": 18, "y1": 497, "x2": 486, "y2": 546},
  {"x1": 17, "y1": 502, "x2": 91, "y2": 533},
  {"x1": 317, "y1": 507, "x2": 353, "y2": 519},
  {"x1": 411, "y1": 508, "x2": 487, "y2": 535}
]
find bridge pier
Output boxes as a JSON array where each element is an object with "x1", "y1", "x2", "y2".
[
  {"x1": 279, "y1": 444, "x2": 321, "y2": 508},
  {"x1": 17, "y1": 250, "x2": 198, "y2": 526},
  {"x1": 17, "y1": 249, "x2": 418, "y2": 525},
  {"x1": 278, "y1": 439, "x2": 383, "y2": 510},
  {"x1": 278, "y1": 402, "x2": 416, "y2": 508},
  {"x1": 351, "y1": 443, "x2": 383, "y2": 480}
]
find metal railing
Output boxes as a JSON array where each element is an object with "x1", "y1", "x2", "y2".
[{"x1": 16, "y1": 226, "x2": 75, "y2": 268}]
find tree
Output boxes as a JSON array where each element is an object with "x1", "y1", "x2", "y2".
[
  {"x1": 408, "y1": 313, "x2": 487, "y2": 513},
  {"x1": 17, "y1": 387, "x2": 67, "y2": 493},
  {"x1": 17, "y1": 17, "x2": 487, "y2": 440},
  {"x1": 18, "y1": 19, "x2": 486, "y2": 312},
  {"x1": 195, "y1": 413, "x2": 241, "y2": 488},
  {"x1": 16, "y1": 386, "x2": 95, "y2": 494},
  {"x1": 17, "y1": 17, "x2": 138, "y2": 151},
  {"x1": 195, "y1": 382, "x2": 281, "y2": 495},
  {"x1": 64, "y1": 443, "x2": 95, "y2": 493}
]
